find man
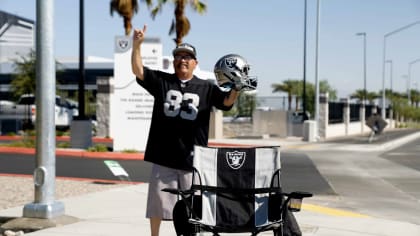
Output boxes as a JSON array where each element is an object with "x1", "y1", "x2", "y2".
[{"x1": 131, "y1": 24, "x2": 239, "y2": 236}]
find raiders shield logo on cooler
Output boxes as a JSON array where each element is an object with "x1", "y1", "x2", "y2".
[{"x1": 226, "y1": 151, "x2": 246, "y2": 170}]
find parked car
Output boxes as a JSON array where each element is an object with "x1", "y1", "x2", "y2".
[
  {"x1": 63, "y1": 98, "x2": 79, "y2": 117},
  {"x1": 16, "y1": 94, "x2": 74, "y2": 129}
]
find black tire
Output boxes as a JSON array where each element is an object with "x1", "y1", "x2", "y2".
[
  {"x1": 173, "y1": 199, "x2": 197, "y2": 236},
  {"x1": 273, "y1": 225, "x2": 283, "y2": 236}
]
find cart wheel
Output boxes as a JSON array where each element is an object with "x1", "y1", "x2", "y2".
[
  {"x1": 273, "y1": 226, "x2": 283, "y2": 236},
  {"x1": 173, "y1": 200, "x2": 197, "y2": 236}
]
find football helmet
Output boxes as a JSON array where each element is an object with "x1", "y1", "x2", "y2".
[{"x1": 214, "y1": 54, "x2": 257, "y2": 91}]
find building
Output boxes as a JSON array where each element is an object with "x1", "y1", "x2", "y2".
[
  {"x1": 0, "y1": 10, "x2": 114, "y2": 102},
  {"x1": 0, "y1": 10, "x2": 34, "y2": 63},
  {"x1": 0, "y1": 10, "x2": 215, "y2": 103},
  {"x1": 0, "y1": 10, "x2": 35, "y2": 99}
]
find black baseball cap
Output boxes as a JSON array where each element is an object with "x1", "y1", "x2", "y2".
[{"x1": 172, "y1": 43, "x2": 197, "y2": 59}]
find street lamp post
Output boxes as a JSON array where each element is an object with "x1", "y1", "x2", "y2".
[
  {"x1": 314, "y1": 0, "x2": 321, "y2": 140},
  {"x1": 78, "y1": 0, "x2": 86, "y2": 118},
  {"x1": 302, "y1": 0, "x2": 308, "y2": 120},
  {"x1": 381, "y1": 20, "x2": 420, "y2": 119},
  {"x1": 408, "y1": 58, "x2": 420, "y2": 104},
  {"x1": 356, "y1": 32, "x2": 367, "y2": 104},
  {"x1": 70, "y1": 0, "x2": 92, "y2": 150},
  {"x1": 386, "y1": 60, "x2": 393, "y2": 94}
]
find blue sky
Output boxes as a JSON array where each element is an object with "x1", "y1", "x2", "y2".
[{"x1": 2, "y1": 0, "x2": 420, "y2": 98}]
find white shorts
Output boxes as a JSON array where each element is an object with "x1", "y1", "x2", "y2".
[{"x1": 146, "y1": 164, "x2": 193, "y2": 220}]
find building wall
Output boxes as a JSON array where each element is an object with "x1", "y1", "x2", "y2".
[{"x1": 0, "y1": 10, "x2": 34, "y2": 63}]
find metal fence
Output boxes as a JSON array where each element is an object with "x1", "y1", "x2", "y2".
[
  {"x1": 328, "y1": 102, "x2": 344, "y2": 124},
  {"x1": 350, "y1": 103, "x2": 360, "y2": 122},
  {"x1": 328, "y1": 102, "x2": 387, "y2": 124}
]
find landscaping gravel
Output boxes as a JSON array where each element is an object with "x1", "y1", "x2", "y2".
[{"x1": 0, "y1": 175, "x2": 134, "y2": 211}]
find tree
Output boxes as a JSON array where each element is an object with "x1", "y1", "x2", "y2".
[
  {"x1": 11, "y1": 50, "x2": 63, "y2": 101},
  {"x1": 222, "y1": 91, "x2": 257, "y2": 118},
  {"x1": 319, "y1": 80, "x2": 337, "y2": 101},
  {"x1": 409, "y1": 89, "x2": 420, "y2": 107},
  {"x1": 271, "y1": 79, "x2": 301, "y2": 110},
  {"x1": 110, "y1": 0, "x2": 139, "y2": 36},
  {"x1": 236, "y1": 92, "x2": 257, "y2": 118},
  {"x1": 411, "y1": 89, "x2": 420, "y2": 108},
  {"x1": 144, "y1": 0, "x2": 207, "y2": 45},
  {"x1": 365, "y1": 91, "x2": 379, "y2": 104},
  {"x1": 10, "y1": 50, "x2": 37, "y2": 100},
  {"x1": 271, "y1": 79, "x2": 336, "y2": 118},
  {"x1": 350, "y1": 89, "x2": 365, "y2": 102}
]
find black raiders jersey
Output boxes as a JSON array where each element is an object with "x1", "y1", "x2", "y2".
[{"x1": 136, "y1": 67, "x2": 233, "y2": 170}]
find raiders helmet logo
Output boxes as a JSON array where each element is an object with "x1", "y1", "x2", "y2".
[
  {"x1": 225, "y1": 57, "x2": 238, "y2": 69},
  {"x1": 226, "y1": 151, "x2": 246, "y2": 170}
]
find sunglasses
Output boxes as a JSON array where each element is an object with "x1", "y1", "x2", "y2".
[{"x1": 174, "y1": 55, "x2": 195, "y2": 61}]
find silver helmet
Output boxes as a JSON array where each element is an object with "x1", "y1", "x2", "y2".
[{"x1": 214, "y1": 54, "x2": 257, "y2": 91}]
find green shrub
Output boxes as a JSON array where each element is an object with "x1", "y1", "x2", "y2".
[
  {"x1": 57, "y1": 142, "x2": 70, "y2": 148},
  {"x1": 87, "y1": 144, "x2": 108, "y2": 152},
  {"x1": 6, "y1": 139, "x2": 35, "y2": 148},
  {"x1": 122, "y1": 149, "x2": 139, "y2": 153}
]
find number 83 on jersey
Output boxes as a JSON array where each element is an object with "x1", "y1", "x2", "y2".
[{"x1": 164, "y1": 90, "x2": 199, "y2": 121}]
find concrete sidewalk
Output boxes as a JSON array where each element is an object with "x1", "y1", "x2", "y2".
[
  {"x1": 1, "y1": 184, "x2": 420, "y2": 236},
  {"x1": 1, "y1": 130, "x2": 420, "y2": 235}
]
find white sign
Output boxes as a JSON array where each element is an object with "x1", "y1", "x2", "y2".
[
  {"x1": 104, "y1": 160, "x2": 129, "y2": 177},
  {"x1": 110, "y1": 36, "x2": 162, "y2": 151}
]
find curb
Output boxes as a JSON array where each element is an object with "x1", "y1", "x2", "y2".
[
  {"x1": 0, "y1": 141, "x2": 251, "y2": 161},
  {"x1": 0, "y1": 147, "x2": 144, "y2": 160},
  {"x1": 331, "y1": 131, "x2": 420, "y2": 152}
]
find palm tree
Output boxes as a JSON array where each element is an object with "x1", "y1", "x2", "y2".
[
  {"x1": 319, "y1": 80, "x2": 337, "y2": 101},
  {"x1": 110, "y1": 0, "x2": 140, "y2": 36},
  {"x1": 272, "y1": 79, "x2": 301, "y2": 110},
  {"x1": 350, "y1": 89, "x2": 366, "y2": 103},
  {"x1": 365, "y1": 91, "x2": 379, "y2": 104},
  {"x1": 351, "y1": 90, "x2": 379, "y2": 105},
  {"x1": 408, "y1": 89, "x2": 420, "y2": 107},
  {"x1": 144, "y1": 0, "x2": 207, "y2": 45},
  {"x1": 411, "y1": 90, "x2": 420, "y2": 108}
]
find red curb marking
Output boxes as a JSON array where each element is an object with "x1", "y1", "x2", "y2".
[
  {"x1": 0, "y1": 138, "x2": 250, "y2": 161},
  {"x1": 0, "y1": 136, "x2": 113, "y2": 143},
  {"x1": 0, "y1": 173, "x2": 143, "y2": 184},
  {"x1": 0, "y1": 136, "x2": 22, "y2": 141},
  {"x1": 208, "y1": 142, "x2": 254, "y2": 147},
  {"x1": 0, "y1": 147, "x2": 144, "y2": 160}
]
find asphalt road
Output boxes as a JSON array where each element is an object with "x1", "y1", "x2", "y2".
[
  {"x1": 305, "y1": 134, "x2": 420, "y2": 225},
  {"x1": 0, "y1": 154, "x2": 152, "y2": 183},
  {"x1": 381, "y1": 136, "x2": 420, "y2": 172},
  {"x1": 0, "y1": 151, "x2": 334, "y2": 196}
]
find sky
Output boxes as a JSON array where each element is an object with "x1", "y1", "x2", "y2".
[{"x1": 2, "y1": 0, "x2": 420, "y2": 99}]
